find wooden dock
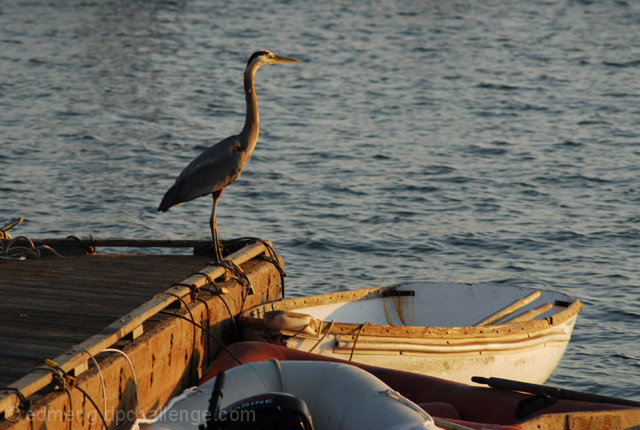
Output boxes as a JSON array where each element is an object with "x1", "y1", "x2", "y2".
[{"x1": 0, "y1": 237, "x2": 284, "y2": 430}]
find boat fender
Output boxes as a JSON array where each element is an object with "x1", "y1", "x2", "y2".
[{"x1": 263, "y1": 310, "x2": 320, "y2": 336}]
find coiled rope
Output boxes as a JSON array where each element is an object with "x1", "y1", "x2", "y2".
[
  {"x1": 222, "y1": 237, "x2": 287, "y2": 298},
  {"x1": 0, "y1": 218, "x2": 64, "y2": 261}
]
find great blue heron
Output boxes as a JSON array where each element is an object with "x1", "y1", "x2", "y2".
[{"x1": 158, "y1": 50, "x2": 299, "y2": 263}]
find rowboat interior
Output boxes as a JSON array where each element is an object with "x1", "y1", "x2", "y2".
[
  {"x1": 239, "y1": 282, "x2": 583, "y2": 386},
  {"x1": 279, "y1": 282, "x2": 578, "y2": 327}
]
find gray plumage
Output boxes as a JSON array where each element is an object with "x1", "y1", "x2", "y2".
[
  {"x1": 158, "y1": 134, "x2": 246, "y2": 211},
  {"x1": 158, "y1": 50, "x2": 299, "y2": 262}
]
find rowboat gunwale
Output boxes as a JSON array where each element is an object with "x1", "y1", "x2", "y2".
[{"x1": 240, "y1": 283, "x2": 582, "y2": 341}]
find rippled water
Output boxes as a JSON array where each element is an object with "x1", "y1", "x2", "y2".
[{"x1": 1, "y1": 1, "x2": 639, "y2": 399}]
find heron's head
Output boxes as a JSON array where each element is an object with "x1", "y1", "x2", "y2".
[{"x1": 246, "y1": 50, "x2": 299, "y2": 69}]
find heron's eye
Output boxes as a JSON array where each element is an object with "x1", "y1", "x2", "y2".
[{"x1": 248, "y1": 50, "x2": 270, "y2": 64}]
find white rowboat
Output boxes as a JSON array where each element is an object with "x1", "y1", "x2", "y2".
[{"x1": 239, "y1": 282, "x2": 582, "y2": 385}]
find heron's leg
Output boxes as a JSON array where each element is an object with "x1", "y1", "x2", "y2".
[{"x1": 210, "y1": 190, "x2": 224, "y2": 263}]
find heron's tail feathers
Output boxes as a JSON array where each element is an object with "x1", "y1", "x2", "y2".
[{"x1": 158, "y1": 186, "x2": 179, "y2": 212}]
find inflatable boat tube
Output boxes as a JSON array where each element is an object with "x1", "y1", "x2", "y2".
[{"x1": 143, "y1": 359, "x2": 440, "y2": 430}]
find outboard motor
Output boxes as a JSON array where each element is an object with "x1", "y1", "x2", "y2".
[
  {"x1": 214, "y1": 392, "x2": 314, "y2": 430},
  {"x1": 203, "y1": 372, "x2": 314, "y2": 430}
]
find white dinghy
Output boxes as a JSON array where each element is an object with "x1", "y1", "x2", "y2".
[{"x1": 239, "y1": 282, "x2": 582, "y2": 385}]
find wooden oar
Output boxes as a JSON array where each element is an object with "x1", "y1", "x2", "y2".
[
  {"x1": 474, "y1": 291, "x2": 541, "y2": 326},
  {"x1": 472, "y1": 376, "x2": 640, "y2": 408},
  {"x1": 502, "y1": 302, "x2": 553, "y2": 324}
]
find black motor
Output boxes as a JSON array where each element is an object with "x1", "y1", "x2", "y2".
[
  {"x1": 213, "y1": 392, "x2": 314, "y2": 430},
  {"x1": 202, "y1": 371, "x2": 314, "y2": 430}
]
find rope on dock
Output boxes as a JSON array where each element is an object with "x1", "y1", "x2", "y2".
[
  {"x1": 158, "y1": 311, "x2": 243, "y2": 365},
  {"x1": 154, "y1": 292, "x2": 198, "y2": 384},
  {"x1": 42, "y1": 349, "x2": 140, "y2": 430},
  {"x1": 156, "y1": 278, "x2": 245, "y2": 366},
  {"x1": 200, "y1": 257, "x2": 256, "y2": 313},
  {"x1": 0, "y1": 236, "x2": 64, "y2": 261},
  {"x1": 186, "y1": 272, "x2": 242, "y2": 341},
  {"x1": 223, "y1": 237, "x2": 287, "y2": 298},
  {"x1": 39, "y1": 349, "x2": 142, "y2": 430},
  {"x1": 0, "y1": 217, "x2": 23, "y2": 239},
  {"x1": 155, "y1": 261, "x2": 247, "y2": 366},
  {"x1": 0, "y1": 218, "x2": 64, "y2": 261},
  {"x1": 40, "y1": 361, "x2": 76, "y2": 430},
  {"x1": 0, "y1": 387, "x2": 32, "y2": 421},
  {"x1": 72, "y1": 345, "x2": 107, "y2": 419},
  {"x1": 102, "y1": 349, "x2": 142, "y2": 422},
  {"x1": 219, "y1": 260, "x2": 255, "y2": 296},
  {"x1": 66, "y1": 235, "x2": 96, "y2": 254}
]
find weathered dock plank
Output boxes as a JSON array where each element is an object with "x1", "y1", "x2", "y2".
[
  {"x1": 0, "y1": 254, "x2": 213, "y2": 386},
  {"x1": 0, "y1": 239, "x2": 284, "y2": 430}
]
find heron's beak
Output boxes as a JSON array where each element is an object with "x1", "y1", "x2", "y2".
[{"x1": 273, "y1": 55, "x2": 299, "y2": 64}]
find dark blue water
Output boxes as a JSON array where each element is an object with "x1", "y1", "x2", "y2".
[{"x1": 1, "y1": 1, "x2": 639, "y2": 400}]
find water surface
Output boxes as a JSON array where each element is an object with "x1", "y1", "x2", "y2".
[{"x1": 1, "y1": 0, "x2": 639, "y2": 399}]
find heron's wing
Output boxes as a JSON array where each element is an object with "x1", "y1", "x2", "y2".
[{"x1": 158, "y1": 135, "x2": 246, "y2": 211}]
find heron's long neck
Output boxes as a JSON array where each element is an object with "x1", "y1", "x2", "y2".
[{"x1": 240, "y1": 65, "x2": 259, "y2": 151}]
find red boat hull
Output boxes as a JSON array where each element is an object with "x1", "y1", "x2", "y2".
[{"x1": 203, "y1": 342, "x2": 633, "y2": 430}]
